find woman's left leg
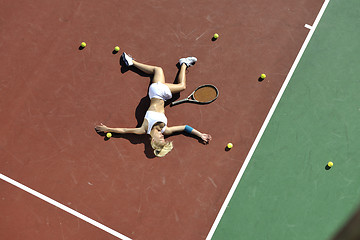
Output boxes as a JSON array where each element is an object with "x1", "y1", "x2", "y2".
[{"x1": 132, "y1": 60, "x2": 165, "y2": 84}]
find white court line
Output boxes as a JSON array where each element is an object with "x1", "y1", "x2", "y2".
[
  {"x1": 0, "y1": 173, "x2": 132, "y2": 240},
  {"x1": 206, "y1": 0, "x2": 330, "y2": 239},
  {"x1": 305, "y1": 24, "x2": 313, "y2": 30}
]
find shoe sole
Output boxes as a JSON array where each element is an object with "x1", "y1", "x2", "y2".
[{"x1": 122, "y1": 53, "x2": 132, "y2": 66}]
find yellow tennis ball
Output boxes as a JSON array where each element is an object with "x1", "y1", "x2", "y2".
[
  {"x1": 213, "y1": 33, "x2": 219, "y2": 39},
  {"x1": 327, "y1": 161, "x2": 333, "y2": 167},
  {"x1": 81, "y1": 42, "x2": 86, "y2": 47},
  {"x1": 261, "y1": 73, "x2": 266, "y2": 79},
  {"x1": 227, "y1": 143, "x2": 233, "y2": 149},
  {"x1": 114, "y1": 46, "x2": 120, "y2": 52},
  {"x1": 106, "y1": 132, "x2": 112, "y2": 138}
]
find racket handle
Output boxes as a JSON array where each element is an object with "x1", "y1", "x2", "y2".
[{"x1": 171, "y1": 98, "x2": 190, "y2": 106}]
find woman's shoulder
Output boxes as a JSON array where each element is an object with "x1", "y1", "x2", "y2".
[{"x1": 141, "y1": 118, "x2": 149, "y2": 133}]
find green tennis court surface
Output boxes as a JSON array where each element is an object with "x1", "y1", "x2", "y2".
[{"x1": 212, "y1": 0, "x2": 360, "y2": 239}]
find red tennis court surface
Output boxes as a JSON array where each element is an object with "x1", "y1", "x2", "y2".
[{"x1": 0, "y1": 0, "x2": 323, "y2": 239}]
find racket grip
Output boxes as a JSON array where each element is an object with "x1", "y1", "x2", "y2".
[{"x1": 171, "y1": 99, "x2": 189, "y2": 106}]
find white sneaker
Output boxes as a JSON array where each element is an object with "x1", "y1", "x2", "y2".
[
  {"x1": 179, "y1": 57, "x2": 197, "y2": 67},
  {"x1": 122, "y1": 52, "x2": 134, "y2": 66}
]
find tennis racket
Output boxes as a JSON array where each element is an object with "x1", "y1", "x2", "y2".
[{"x1": 171, "y1": 84, "x2": 219, "y2": 106}]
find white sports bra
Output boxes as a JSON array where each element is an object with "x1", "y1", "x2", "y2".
[{"x1": 144, "y1": 111, "x2": 167, "y2": 134}]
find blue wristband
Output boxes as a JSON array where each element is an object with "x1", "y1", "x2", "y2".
[{"x1": 184, "y1": 125, "x2": 194, "y2": 134}]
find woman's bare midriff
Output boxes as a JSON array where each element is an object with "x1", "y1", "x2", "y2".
[{"x1": 148, "y1": 98, "x2": 165, "y2": 113}]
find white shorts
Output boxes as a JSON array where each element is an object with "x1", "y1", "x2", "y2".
[{"x1": 148, "y1": 82, "x2": 172, "y2": 101}]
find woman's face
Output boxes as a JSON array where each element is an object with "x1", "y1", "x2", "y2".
[{"x1": 152, "y1": 130, "x2": 166, "y2": 146}]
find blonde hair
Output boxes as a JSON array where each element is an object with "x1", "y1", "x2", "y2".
[{"x1": 151, "y1": 140, "x2": 173, "y2": 157}]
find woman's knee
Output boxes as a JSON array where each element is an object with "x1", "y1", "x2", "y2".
[
  {"x1": 180, "y1": 82, "x2": 186, "y2": 91},
  {"x1": 177, "y1": 82, "x2": 186, "y2": 92},
  {"x1": 154, "y1": 67, "x2": 163, "y2": 75}
]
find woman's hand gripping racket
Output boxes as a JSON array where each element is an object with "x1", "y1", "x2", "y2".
[{"x1": 171, "y1": 84, "x2": 219, "y2": 106}]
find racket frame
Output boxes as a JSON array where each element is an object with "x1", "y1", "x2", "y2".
[{"x1": 170, "y1": 84, "x2": 219, "y2": 106}]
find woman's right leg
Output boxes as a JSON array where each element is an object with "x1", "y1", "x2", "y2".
[
  {"x1": 165, "y1": 56, "x2": 197, "y2": 94},
  {"x1": 165, "y1": 63, "x2": 187, "y2": 94}
]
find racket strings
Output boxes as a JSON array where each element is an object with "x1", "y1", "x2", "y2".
[{"x1": 193, "y1": 86, "x2": 218, "y2": 102}]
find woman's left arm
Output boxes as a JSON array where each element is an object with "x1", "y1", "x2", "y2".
[
  {"x1": 95, "y1": 123, "x2": 146, "y2": 135},
  {"x1": 163, "y1": 125, "x2": 212, "y2": 144}
]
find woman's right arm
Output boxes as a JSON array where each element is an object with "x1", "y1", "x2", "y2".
[
  {"x1": 95, "y1": 123, "x2": 146, "y2": 135},
  {"x1": 163, "y1": 125, "x2": 212, "y2": 144}
]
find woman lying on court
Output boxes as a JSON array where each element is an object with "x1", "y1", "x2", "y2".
[{"x1": 95, "y1": 52, "x2": 212, "y2": 157}]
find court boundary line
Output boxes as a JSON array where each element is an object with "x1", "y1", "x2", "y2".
[
  {"x1": 205, "y1": 0, "x2": 330, "y2": 239},
  {"x1": 0, "y1": 173, "x2": 132, "y2": 240}
]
